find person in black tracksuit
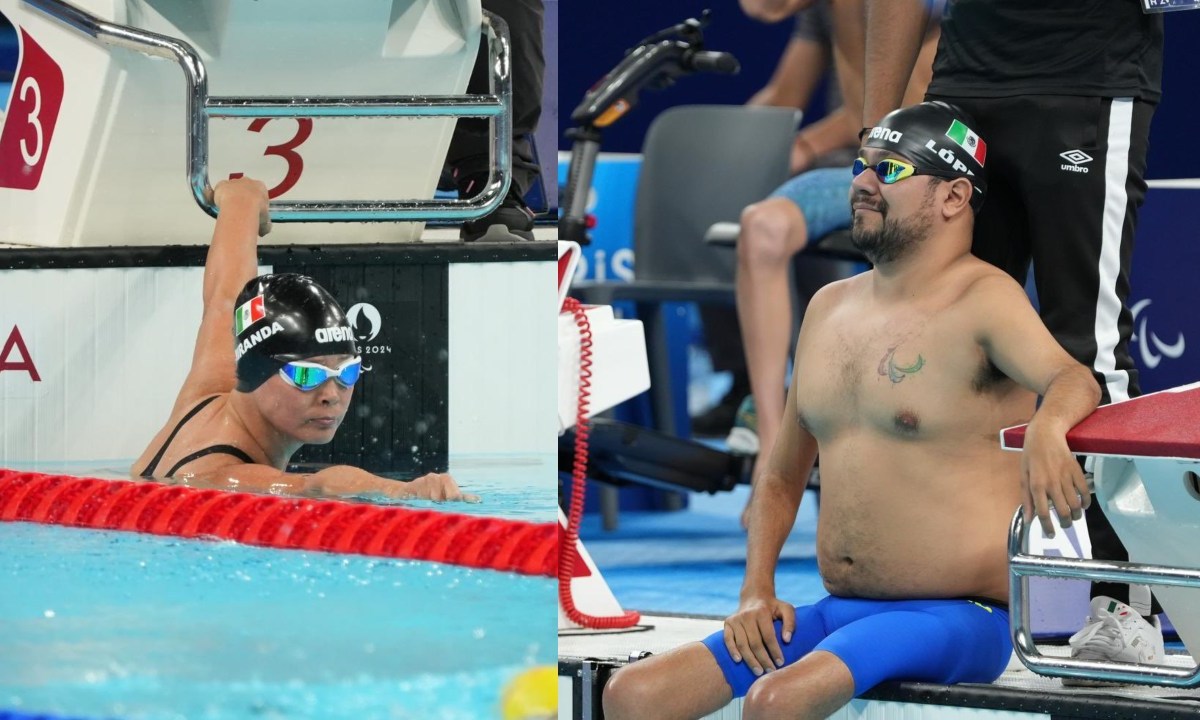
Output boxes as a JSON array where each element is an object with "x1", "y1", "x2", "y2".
[
  {"x1": 447, "y1": 0, "x2": 545, "y2": 241},
  {"x1": 864, "y1": 0, "x2": 1165, "y2": 662}
]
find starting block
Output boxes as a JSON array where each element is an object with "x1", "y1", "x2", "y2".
[
  {"x1": 0, "y1": 0, "x2": 512, "y2": 247},
  {"x1": 1004, "y1": 381, "x2": 1200, "y2": 686}
]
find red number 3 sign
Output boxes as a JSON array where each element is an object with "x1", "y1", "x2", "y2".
[
  {"x1": 229, "y1": 118, "x2": 313, "y2": 199},
  {"x1": 0, "y1": 29, "x2": 64, "y2": 190}
]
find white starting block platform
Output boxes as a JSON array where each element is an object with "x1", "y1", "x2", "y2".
[
  {"x1": 0, "y1": 0, "x2": 511, "y2": 247},
  {"x1": 559, "y1": 614, "x2": 1200, "y2": 720},
  {"x1": 1004, "y1": 381, "x2": 1200, "y2": 688}
]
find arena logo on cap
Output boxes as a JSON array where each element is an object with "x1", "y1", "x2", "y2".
[
  {"x1": 868, "y1": 127, "x2": 903, "y2": 143},
  {"x1": 315, "y1": 326, "x2": 353, "y2": 344},
  {"x1": 234, "y1": 321, "x2": 285, "y2": 359}
]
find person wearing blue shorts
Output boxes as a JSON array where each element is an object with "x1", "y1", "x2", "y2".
[
  {"x1": 603, "y1": 102, "x2": 1101, "y2": 720},
  {"x1": 732, "y1": 0, "x2": 941, "y2": 529}
]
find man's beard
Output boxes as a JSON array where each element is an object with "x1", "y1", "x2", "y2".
[{"x1": 850, "y1": 190, "x2": 934, "y2": 265}]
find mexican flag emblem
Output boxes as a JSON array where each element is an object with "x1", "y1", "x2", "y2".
[
  {"x1": 946, "y1": 120, "x2": 987, "y2": 167},
  {"x1": 234, "y1": 295, "x2": 266, "y2": 334}
]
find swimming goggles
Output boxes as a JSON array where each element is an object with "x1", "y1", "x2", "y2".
[
  {"x1": 278, "y1": 357, "x2": 363, "y2": 391},
  {"x1": 853, "y1": 157, "x2": 960, "y2": 185}
]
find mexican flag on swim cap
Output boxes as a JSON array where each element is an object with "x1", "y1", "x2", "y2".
[
  {"x1": 946, "y1": 120, "x2": 987, "y2": 167},
  {"x1": 234, "y1": 295, "x2": 266, "y2": 334}
]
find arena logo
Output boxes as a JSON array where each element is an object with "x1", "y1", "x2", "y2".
[
  {"x1": 0, "y1": 325, "x2": 41, "y2": 381},
  {"x1": 1059, "y1": 149, "x2": 1092, "y2": 174},
  {"x1": 868, "y1": 127, "x2": 902, "y2": 143},
  {"x1": 315, "y1": 326, "x2": 353, "y2": 344},
  {"x1": 346, "y1": 303, "x2": 392, "y2": 371},
  {"x1": 1131, "y1": 298, "x2": 1185, "y2": 369},
  {"x1": 234, "y1": 321, "x2": 285, "y2": 359}
]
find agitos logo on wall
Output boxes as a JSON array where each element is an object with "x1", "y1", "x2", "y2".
[{"x1": 0, "y1": 325, "x2": 40, "y2": 380}]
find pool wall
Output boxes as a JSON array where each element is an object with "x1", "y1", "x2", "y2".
[{"x1": 0, "y1": 243, "x2": 555, "y2": 477}]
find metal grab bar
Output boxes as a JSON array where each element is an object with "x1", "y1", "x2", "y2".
[
  {"x1": 25, "y1": 0, "x2": 512, "y2": 222},
  {"x1": 1008, "y1": 509, "x2": 1200, "y2": 686}
]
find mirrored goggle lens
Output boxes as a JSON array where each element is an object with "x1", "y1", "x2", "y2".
[
  {"x1": 281, "y1": 358, "x2": 362, "y2": 390},
  {"x1": 853, "y1": 157, "x2": 916, "y2": 184}
]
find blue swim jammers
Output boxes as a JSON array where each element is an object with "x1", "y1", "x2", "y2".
[{"x1": 701, "y1": 595, "x2": 1012, "y2": 697}]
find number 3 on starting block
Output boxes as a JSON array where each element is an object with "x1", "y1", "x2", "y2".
[{"x1": 0, "y1": 26, "x2": 64, "y2": 191}]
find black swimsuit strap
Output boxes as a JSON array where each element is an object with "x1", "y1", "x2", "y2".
[
  {"x1": 165, "y1": 445, "x2": 256, "y2": 477},
  {"x1": 139, "y1": 395, "x2": 221, "y2": 478}
]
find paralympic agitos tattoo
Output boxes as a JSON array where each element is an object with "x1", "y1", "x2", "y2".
[{"x1": 879, "y1": 346, "x2": 925, "y2": 384}]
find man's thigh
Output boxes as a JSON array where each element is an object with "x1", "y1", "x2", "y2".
[
  {"x1": 817, "y1": 597, "x2": 1013, "y2": 695},
  {"x1": 699, "y1": 602, "x2": 832, "y2": 698}
]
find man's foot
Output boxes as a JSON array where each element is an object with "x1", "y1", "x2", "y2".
[
  {"x1": 457, "y1": 173, "x2": 535, "y2": 242},
  {"x1": 1063, "y1": 596, "x2": 1165, "y2": 686},
  {"x1": 725, "y1": 395, "x2": 759, "y2": 455}
]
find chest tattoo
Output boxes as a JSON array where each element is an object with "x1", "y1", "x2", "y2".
[{"x1": 878, "y1": 345, "x2": 925, "y2": 384}]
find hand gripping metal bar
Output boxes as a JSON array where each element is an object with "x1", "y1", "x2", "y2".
[
  {"x1": 1008, "y1": 509, "x2": 1200, "y2": 686},
  {"x1": 25, "y1": 0, "x2": 512, "y2": 222}
]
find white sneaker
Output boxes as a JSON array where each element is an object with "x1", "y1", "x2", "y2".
[{"x1": 1063, "y1": 596, "x2": 1165, "y2": 686}]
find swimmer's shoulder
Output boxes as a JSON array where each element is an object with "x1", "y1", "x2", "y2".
[
  {"x1": 957, "y1": 257, "x2": 1029, "y2": 307},
  {"x1": 807, "y1": 274, "x2": 861, "y2": 314},
  {"x1": 132, "y1": 393, "x2": 233, "y2": 478}
]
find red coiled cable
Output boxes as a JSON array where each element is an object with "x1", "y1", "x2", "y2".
[
  {"x1": 0, "y1": 470, "x2": 556, "y2": 577},
  {"x1": 559, "y1": 297, "x2": 641, "y2": 628}
]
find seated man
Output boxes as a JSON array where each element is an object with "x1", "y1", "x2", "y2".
[
  {"x1": 133, "y1": 177, "x2": 474, "y2": 502},
  {"x1": 602, "y1": 102, "x2": 1100, "y2": 720},
  {"x1": 733, "y1": 0, "x2": 940, "y2": 527}
]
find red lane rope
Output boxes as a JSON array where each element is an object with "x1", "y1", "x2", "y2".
[
  {"x1": 559, "y1": 298, "x2": 641, "y2": 628},
  {"x1": 0, "y1": 470, "x2": 556, "y2": 577}
]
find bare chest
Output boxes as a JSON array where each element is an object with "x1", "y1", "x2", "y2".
[{"x1": 794, "y1": 310, "x2": 1007, "y2": 440}]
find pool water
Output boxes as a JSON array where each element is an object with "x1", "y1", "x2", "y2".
[{"x1": 0, "y1": 457, "x2": 557, "y2": 720}]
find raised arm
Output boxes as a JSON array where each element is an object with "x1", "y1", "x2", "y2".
[
  {"x1": 723, "y1": 285, "x2": 828, "y2": 676},
  {"x1": 863, "y1": 0, "x2": 930, "y2": 125},
  {"x1": 973, "y1": 275, "x2": 1102, "y2": 537},
  {"x1": 172, "y1": 179, "x2": 272, "y2": 413}
]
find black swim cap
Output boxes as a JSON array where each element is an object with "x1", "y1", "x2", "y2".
[
  {"x1": 233, "y1": 273, "x2": 360, "y2": 392},
  {"x1": 862, "y1": 101, "x2": 987, "y2": 212}
]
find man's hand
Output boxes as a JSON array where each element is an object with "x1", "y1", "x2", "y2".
[
  {"x1": 405, "y1": 472, "x2": 481, "y2": 503},
  {"x1": 1021, "y1": 421, "x2": 1089, "y2": 538},
  {"x1": 209, "y1": 177, "x2": 271, "y2": 237},
  {"x1": 724, "y1": 594, "x2": 795, "y2": 676}
]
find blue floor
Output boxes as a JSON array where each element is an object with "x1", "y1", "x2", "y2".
[{"x1": 578, "y1": 486, "x2": 827, "y2": 617}]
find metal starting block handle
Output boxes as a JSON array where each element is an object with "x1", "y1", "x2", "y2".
[
  {"x1": 26, "y1": 0, "x2": 513, "y2": 223},
  {"x1": 1008, "y1": 509, "x2": 1200, "y2": 687}
]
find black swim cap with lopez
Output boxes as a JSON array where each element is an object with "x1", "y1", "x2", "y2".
[
  {"x1": 862, "y1": 101, "x2": 988, "y2": 212},
  {"x1": 233, "y1": 273, "x2": 360, "y2": 392}
]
